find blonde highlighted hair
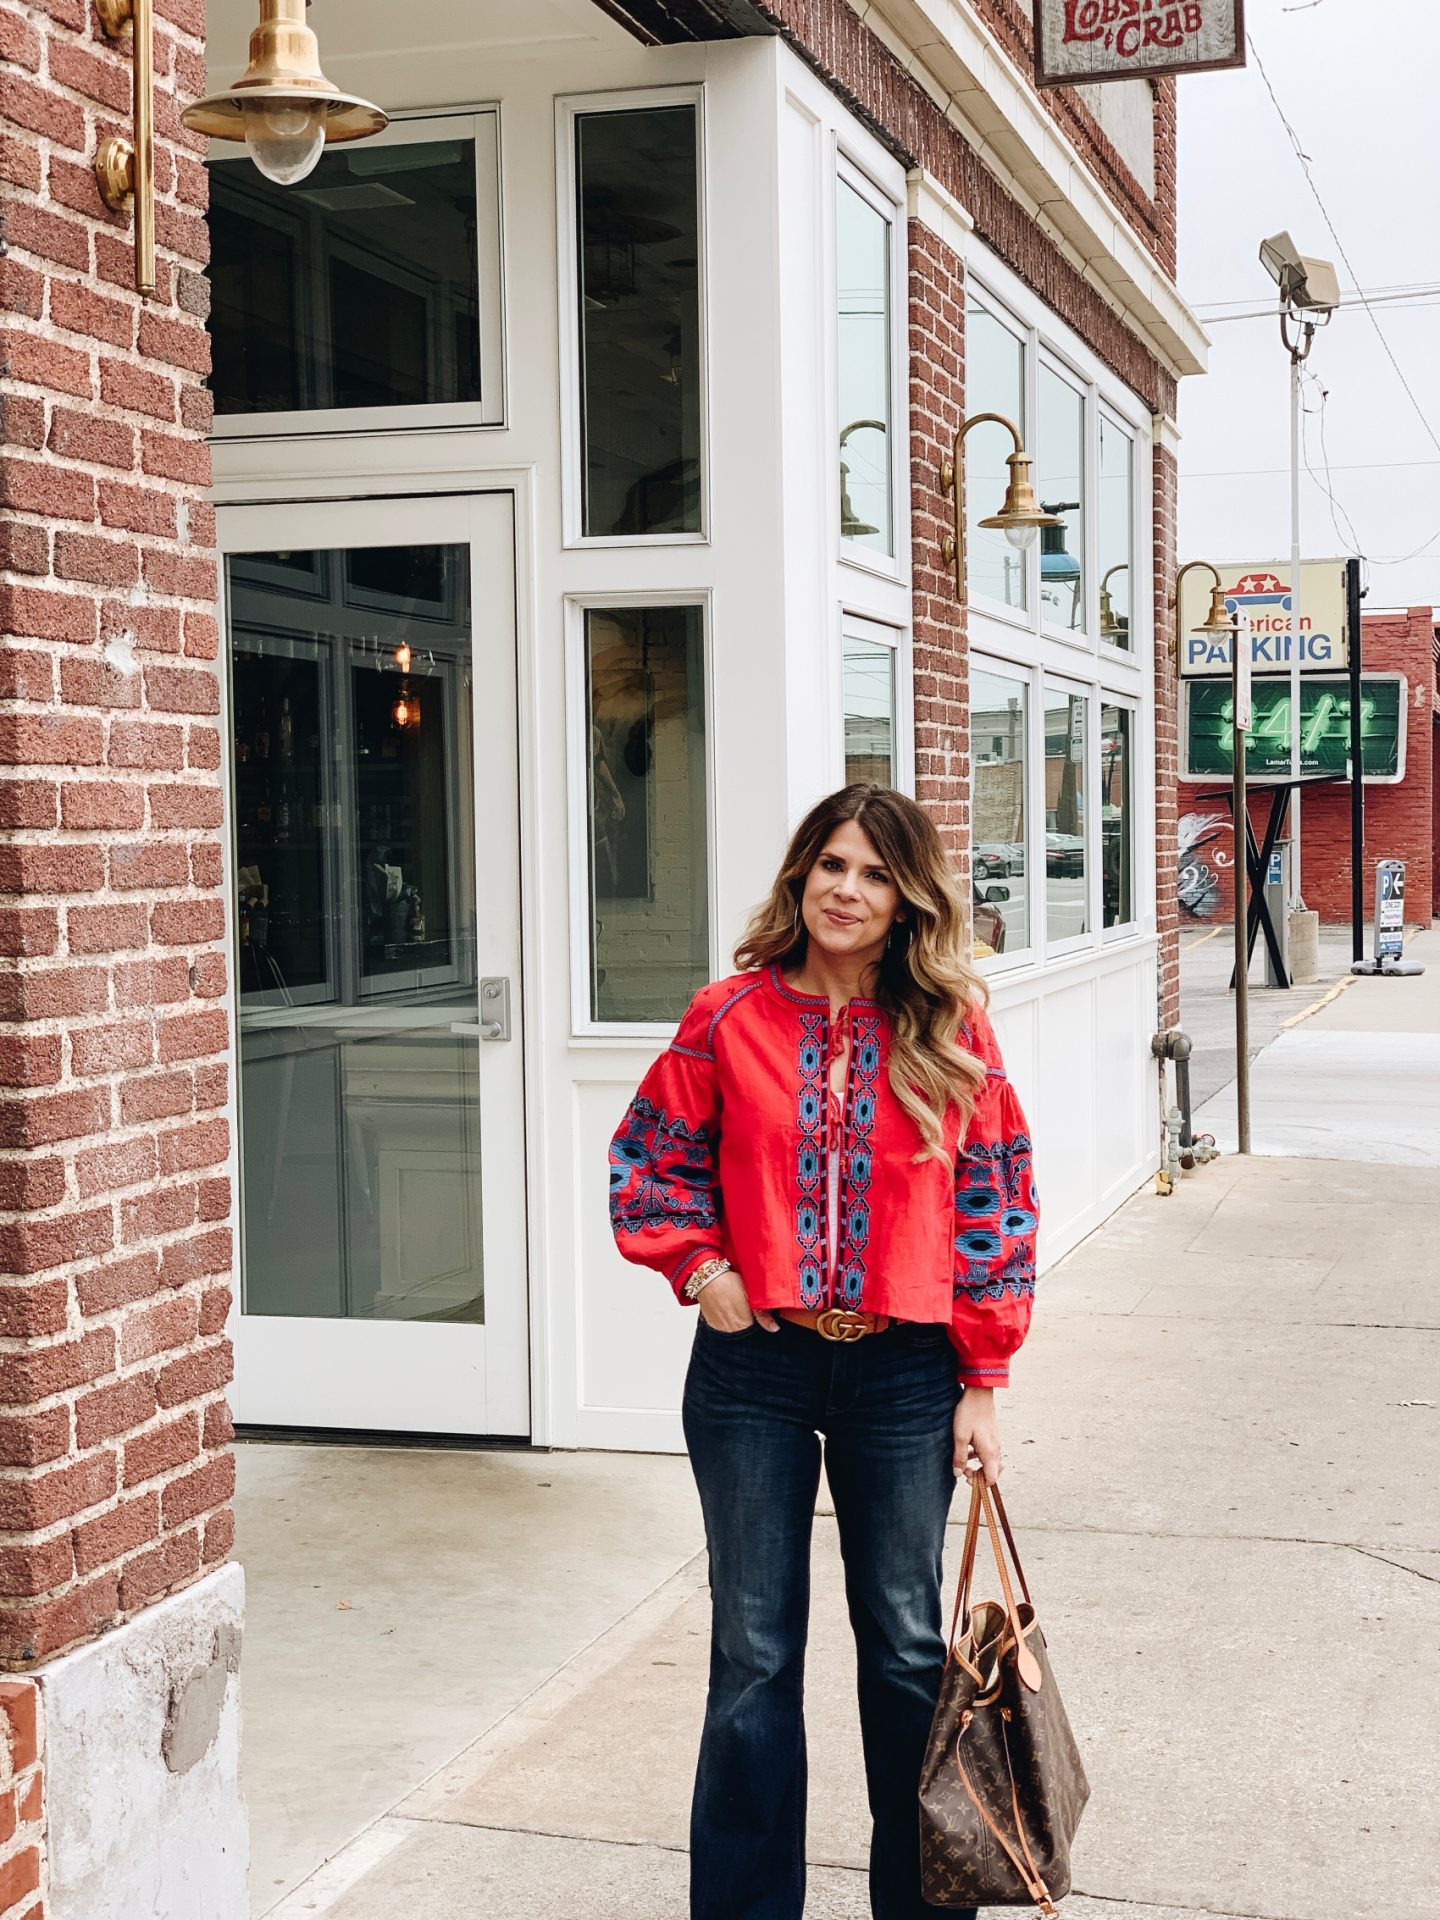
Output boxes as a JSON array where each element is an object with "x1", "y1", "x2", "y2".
[{"x1": 734, "y1": 785, "x2": 988, "y2": 1159}]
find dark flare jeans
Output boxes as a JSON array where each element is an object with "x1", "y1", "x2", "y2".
[{"x1": 682, "y1": 1314, "x2": 975, "y2": 1920}]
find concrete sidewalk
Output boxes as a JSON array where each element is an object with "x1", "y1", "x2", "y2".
[
  {"x1": 1194, "y1": 923, "x2": 1440, "y2": 1163},
  {"x1": 244, "y1": 1167, "x2": 1440, "y2": 1916}
]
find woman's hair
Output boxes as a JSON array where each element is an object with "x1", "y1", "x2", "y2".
[{"x1": 734, "y1": 784, "x2": 988, "y2": 1158}]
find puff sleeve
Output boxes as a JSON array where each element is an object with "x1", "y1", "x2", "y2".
[
  {"x1": 950, "y1": 1005, "x2": 1039, "y2": 1387},
  {"x1": 608, "y1": 985, "x2": 727, "y2": 1301}
]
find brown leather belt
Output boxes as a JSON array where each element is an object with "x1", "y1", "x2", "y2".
[{"x1": 777, "y1": 1307, "x2": 892, "y2": 1342}]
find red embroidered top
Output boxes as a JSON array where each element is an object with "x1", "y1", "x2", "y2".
[{"x1": 608, "y1": 966, "x2": 1039, "y2": 1386}]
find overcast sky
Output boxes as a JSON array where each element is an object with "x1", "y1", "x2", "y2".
[{"x1": 1177, "y1": 0, "x2": 1440, "y2": 613}]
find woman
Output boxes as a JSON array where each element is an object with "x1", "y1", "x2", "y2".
[{"x1": 608, "y1": 785, "x2": 1039, "y2": 1920}]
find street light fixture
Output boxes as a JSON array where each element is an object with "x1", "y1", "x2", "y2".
[
  {"x1": 1257, "y1": 231, "x2": 1341, "y2": 922},
  {"x1": 183, "y1": 0, "x2": 387, "y2": 186},
  {"x1": 938, "y1": 414, "x2": 1061, "y2": 593}
]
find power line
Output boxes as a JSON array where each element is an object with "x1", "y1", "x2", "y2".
[
  {"x1": 1198, "y1": 291, "x2": 1440, "y2": 326},
  {"x1": 1246, "y1": 32, "x2": 1440, "y2": 461},
  {"x1": 1185, "y1": 458, "x2": 1440, "y2": 480},
  {"x1": 1194, "y1": 277, "x2": 1440, "y2": 313}
]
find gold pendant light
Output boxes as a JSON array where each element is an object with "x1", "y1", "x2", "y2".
[{"x1": 182, "y1": 0, "x2": 386, "y2": 187}]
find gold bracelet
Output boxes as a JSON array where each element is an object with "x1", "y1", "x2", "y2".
[{"x1": 684, "y1": 1257, "x2": 732, "y2": 1301}]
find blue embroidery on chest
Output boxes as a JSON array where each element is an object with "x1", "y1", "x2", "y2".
[
  {"x1": 794, "y1": 1013, "x2": 825, "y2": 1307},
  {"x1": 837, "y1": 1013, "x2": 882, "y2": 1307}
]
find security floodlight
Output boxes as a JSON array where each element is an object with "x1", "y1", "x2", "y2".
[{"x1": 1258, "y1": 231, "x2": 1340, "y2": 315}]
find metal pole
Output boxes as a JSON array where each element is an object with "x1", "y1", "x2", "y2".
[
  {"x1": 1288, "y1": 345, "x2": 1303, "y2": 907},
  {"x1": 1347, "y1": 556, "x2": 1365, "y2": 963},
  {"x1": 1232, "y1": 635, "x2": 1251, "y2": 1155}
]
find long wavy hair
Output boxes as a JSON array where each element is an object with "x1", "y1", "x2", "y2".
[{"x1": 734, "y1": 785, "x2": 988, "y2": 1159}]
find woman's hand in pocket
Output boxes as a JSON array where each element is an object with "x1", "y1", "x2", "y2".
[{"x1": 698, "y1": 1271, "x2": 780, "y2": 1333}]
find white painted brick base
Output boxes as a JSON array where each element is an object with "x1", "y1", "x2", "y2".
[{"x1": 38, "y1": 1563, "x2": 247, "y2": 1920}]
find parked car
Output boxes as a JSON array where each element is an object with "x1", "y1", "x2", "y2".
[
  {"x1": 1045, "y1": 832, "x2": 1085, "y2": 877},
  {"x1": 973, "y1": 841, "x2": 1020, "y2": 881}
]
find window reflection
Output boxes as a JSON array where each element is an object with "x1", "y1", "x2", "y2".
[
  {"x1": 586, "y1": 606, "x2": 708, "y2": 1020},
  {"x1": 1099, "y1": 417, "x2": 1134, "y2": 649},
  {"x1": 1101, "y1": 704, "x2": 1133, "y2": 928},
  {"x1": 228, "y1": 545, "x2": 485, "y2": 1327},
  {"x1": 965, "y1": 304, "x2": 1028, "y2": 610},
  {"x1": 1039, "y1": 366, "x2": 1085, "y2": 631},
  {"x1": 843, "y1": 634, "x2": 896, "y2": 786},
  {"x1": 208, "y1": 140, "x2": 482, "y2": 415},
  {"x1": 1044, "y1": 687, "x2": 1089, "y2": 940},
  {"x1": 970, "y1": 668, "x2": 1029, "y2": 957},
  {"x1": 576, "y1": 107, "x2": 702, "y2": 537},
  {"x1": 837, "y1": 180, "x2": 892, "y2": 555}
]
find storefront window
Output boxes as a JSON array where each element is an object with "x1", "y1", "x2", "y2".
[
  {"x1": 1044, "y1": 686, "x2": 1089, "y2": 941},
  {"x1": 209, "y1": 137, "x2": 483, "y2": 416},
  {"x1": 228, "y1": 543, "x2": 485, "y2": 1324},
  {"x1": 1038, "y1": 365, "x2": 1086, "y2": 632},
  {"x1": 965, "y1": 302, "x2": 1028, "y2": 611},
  {"x1": 970, "y1": 667, "x2": 1030, "y2": 958},
  {"x1": 585, "y1": 606, "x2": 709, "y2": 1021},
  {"x1": 1098, "y1": 416, "x2": 1134, "y2": 650},
  {"x1": 1101, "y1": 704, "x2": 1133, "y2": 927},
  {"x1": 836, "y1": 176, "x2": 892, "y2": 556},
  {"x1": 576, "y1": 106, "x2": 702, "y2": 537},
  {"x1": 842, "y1": 632, "x2": 896, "y2": 786}
]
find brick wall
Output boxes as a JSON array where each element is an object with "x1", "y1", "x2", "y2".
[
  {"x1": 1176, "y1": 610, "x2": 1438, "y2": 929},
  {"x1": 908, "y1": 219, "x2": 969, "y2": 860},
  {"x1": 0, "y1": 1681, "x2": 41, "y2": 1917},
  {"x1": 0, "y1": 0, "x2": 233, "y2": 1709},
  {"x1": 968, "y1": 0, "x2": 1177, "y2": 275},
  {"x1": 751, "y1": 0, "x2": 1178, "y2": 417}
]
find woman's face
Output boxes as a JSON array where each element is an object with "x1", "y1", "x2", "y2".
[{"x1": 799, "y1": 819, "x2": 905, "y2": 967}]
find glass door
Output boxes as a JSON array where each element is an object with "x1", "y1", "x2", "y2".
[{"x1": 219, "y1": 495, "x2": 527, "y2": 1435}]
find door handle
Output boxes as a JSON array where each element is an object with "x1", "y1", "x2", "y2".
[{"x1": 479, "y1": 976, "x2": 512, "y2": 1041}]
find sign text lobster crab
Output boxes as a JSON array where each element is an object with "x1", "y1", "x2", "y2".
[{"x1": 1034, "y1": 0, "x2": 1246, "y2": 87}]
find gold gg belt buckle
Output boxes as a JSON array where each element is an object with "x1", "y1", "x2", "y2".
[{"x1": 814, "y1": 1308, "x2": 877, "y2": 1342}]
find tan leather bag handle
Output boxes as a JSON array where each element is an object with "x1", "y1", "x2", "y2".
[{"x1": 950, "y1": 1477, "x2": 1042, "y2": 1692}]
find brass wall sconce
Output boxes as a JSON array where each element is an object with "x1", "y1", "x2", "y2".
[
  {"x1": 839, "y1": 417, "x2": 886, "y2": 540},
  {"x1": 1099, "y1": 562, "x2": 1129, "y2": 641},
  {"x1": 1168, "y1": 560, "x2": 1233, "y2": 665},
  {"x1": 94, "y1": 0, "x2": 155, "y2": 297},
  {"x1": 182, "y1": 0, "x2": 386, "y2": 186},
  {"x1": 938, "y1": 414, "x2": 1060, "y2": 594}
]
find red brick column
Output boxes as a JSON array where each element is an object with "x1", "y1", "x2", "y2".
[
  {"x1": 908, "y1": 218, "x2": 969, "y2": 865},
  {"x1": 1152, "y1": 432, "x2": 1180, "y2": 1030},
  {"x1": 0, "y1": 7, "x2": 233, "y2": 1901}
]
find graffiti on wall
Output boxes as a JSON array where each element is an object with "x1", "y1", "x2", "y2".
[{"x1": 1178, "y1": 811, "x2": 1232, "y2": 919}]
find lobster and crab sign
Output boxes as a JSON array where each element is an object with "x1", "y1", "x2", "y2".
[{"x1": 1034, "y1": 0, "x2": 1246, "y2": 87}]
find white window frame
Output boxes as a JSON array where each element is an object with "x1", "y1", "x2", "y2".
[
  {"x1": 1036, "y1": 349, "x2": 1092, "y2": 654},
  {"x1": 1039, "y1": 673, "x2": 1096, "y2": 960},
  {"x1": 1097, "y1": 405, "x2": 1138, "y2": 661},
  {"x1": 839, "y1": 610, "x2": 910, "y2": 792},
  {"x1": 208, "y1": 108, "x2": 506, "y2": 441},
  {"x1": 1098, "y1": 693, "x2": 1140, "y2": 940},
  {"x1": 564, "y1": 588, "x2": 716, "y2": 1039},
  {"x1": 969, "y1": 654, "x2": 1037, "y2": 973},
  {"x1": 834, "y1": 151, "x2": 906, "y2": 585},
  {"x1": 556, "y1": 85, "x2": 710, "y2": 552},
  {"x1": 962, "y1": 243, "x2": 1155, "y2": 983},
  {"x1": 963, "y1": 288, "x2": 1034, "y2": 635}
]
